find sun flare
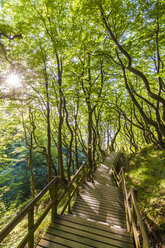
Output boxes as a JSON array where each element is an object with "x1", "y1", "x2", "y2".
[{"x1": 6, "y1": 73, "x2": 22, "y2": 88}]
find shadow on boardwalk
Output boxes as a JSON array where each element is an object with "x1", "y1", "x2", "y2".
[{"x1": 37, "y1": 152, "x2": 134, "y2": 248}]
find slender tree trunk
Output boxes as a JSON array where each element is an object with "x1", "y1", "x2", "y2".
[
  {"x1": 58, "y1": 114, "x2": 65, "y2": 181},
  {"x1": 56, "y1": 54, "x2": 66, "y2": 182},
  {"x1": 28, "y1": 132, "x2": 35, "y2": 199},
  {"x1": 44, "y1": 66, "x2": 52, "y2": 182},
  {"x1": 22, "y1": 108, "x2": 35, "y2": 198},
  {"x1": 75, "y1": 133, "x2": 79, "y2": 169},
  {"x1": 64, "y1": 97, "x2": 74, "y2": 182},
  {"x1": 108, "y1": 114, "x2": 120, "y2": 151},
  {"x1": 88, "y1": 105, "x2": 93, "y2": 170},
  {"x1": 74, "y1": 104, "x2": 80, "y2": 169},
  {"x1": 92, "y1": 124, "x2": 97, "y2": 168}
]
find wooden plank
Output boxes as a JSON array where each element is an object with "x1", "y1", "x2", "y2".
[
  {"x1": 75, "y1": 199, "x2": 125, "y2": 210},
  {"x1": 72, "y1": 205, "x2": 126, "y2": 221},
  {"x1": 83, "y1": 188, "x2": 124, "y2": 196},
  {"x1": 80, "y1": 186, "x2": 124, "y2": 194},
  {"x1": 72, "y1": 208, "x2": 126, "y2": 225},
  {"x1": 44, "y1": 226, "x2": 134, "y2": 248},
  {"x1": 37, "y1": 239, "x2": 70, "y2": 248},
  {"x1": 52, "y1": 217, "x2": 133, "y2": 243},
  {"x1": 76, "y1": 195, "x2": 125, "y2": 207},
  {"x1": 83, "y1": 187, "x2": 123, "y2": 192},
  {"x1": 55, "y1": 215, "x2": 129, "y2": 236},
  {"x1": 75, "y1": 197, "x2": 125, "y2": 211},
  {"x1": 73, "y1": 202, "x2": 126, "y2": 216},
  {"x1": 75, "y1": 197, "x2": 124, "y2": 207},
  {"x1": 83, "y1": 187, "x2": 124, "y2": 195},
  {"x1": 72, "y1": 212, "x2": 126, "y2": 228},
  {"x1": 73, "y1": 205, "x2": 124, "y2": 216},
  {"x1": 76, "y1": 198, "x2": 125, "y2": 208},
  {"x1": 37, "y1": 234, "x2": 93, "y2": 248},
  {"x1": 81, "y1": 192, "x2": 124, "y2": 201},
  {"x1": 77, "y1": 191, "x2": 124, "y2": 200},
  {"x1": 48, "y1": 222, "x2": 134, "y2": 248},
  {"x1": 92, "y1": 181, "x2": 116, "y2": 187},
  {"x1": 73, "y1": 202, "x2": 126, "y2": 218}
]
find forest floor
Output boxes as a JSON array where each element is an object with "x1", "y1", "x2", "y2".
[{"x1": 125, "y1": 145, "x2": 165, "y2": 248}]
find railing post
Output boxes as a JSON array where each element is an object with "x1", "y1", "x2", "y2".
[
  {"x1": 28, "y1": 207, "x2": 34, "y2": 248},
  {"x1": 131, "y1": 201, "x2": 137, "y2": 227},
  {"x1": 68, "y1": 185, "x2": 71, "y2": 213},
  {"x1": 91, "y1": 168, "x2": 94, "y2": 182},
  {"x1": 81, "y1": 162, "x2": 87, "y2": 180},
  {"x1": 75, "y1": 173, "x2": 80, "y2": 196},
  {"x1": 131, "y1": 191, "x2": 141, "y2": 248},
  {"x1": 88, "y1": 167, "x2": 94, "y2": 182},
  {"x1": 51, "y1": 180, "x2": 58, "y2": 221}
]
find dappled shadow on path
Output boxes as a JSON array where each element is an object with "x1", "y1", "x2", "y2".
[{"x1": 72, "y1": 153, "x2": 127, "y2": 230}]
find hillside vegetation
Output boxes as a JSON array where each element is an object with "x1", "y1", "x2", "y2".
[{"x1": 125, "y1": 145, "x2": 165, "y2": 248}]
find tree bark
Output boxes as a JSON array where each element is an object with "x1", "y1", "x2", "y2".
[
  {"x1": 56, "y1": 54, "x2": 66, "y2": 182},
  {"x1": 44, "y1": 66, "x2": 52, "y2": 182}
]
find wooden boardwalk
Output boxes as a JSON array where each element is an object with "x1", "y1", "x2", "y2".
[{"x1": 37, "y1": 154, "x2": 134, "y2": 248}]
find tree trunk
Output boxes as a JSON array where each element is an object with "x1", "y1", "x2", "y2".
[
  {"x1": 28, "y1": 131, "x2": 35, "y2": 199},
  {"x1": 64, "y1": 97, "x2": 74, "y2": 182},
  {"x1": 45, "y1": 66, "x2": 52, "y2": 183},
  {"x1": 88, "y1": 106, "x2": 93, "y2": 170},
  {"x1": 56, "y1": 54, "x2": 66, "y2": 182}
]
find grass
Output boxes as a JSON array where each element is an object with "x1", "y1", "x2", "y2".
[{"x1": 125, "y1": 144, "x2": 165, "y2": 248}]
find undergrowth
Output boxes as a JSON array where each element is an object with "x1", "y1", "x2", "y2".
[
  {"x1": 0, "y1": 180, "x2": 80, "y2": 247},
  {"x1": 125, "y1": 144, "x2": 165, "y2": 248}
]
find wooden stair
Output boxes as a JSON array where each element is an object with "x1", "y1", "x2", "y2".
[{"x1": 37, "y1": 154, "x2": 134, "y2": 248}]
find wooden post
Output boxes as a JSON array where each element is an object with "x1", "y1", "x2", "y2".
[
  {"x1": 75, "y1": 173, "x2": 80, "y2": 196},
  {"x1": 88, "y1": 167, "x2": 93, "y2": 182},
  {"x1": 131, "y1": 189, "x2": 151, "y2": 248},
  {"x1": 51, "y1": 180, "x2": 58, "y2": 221},
  {"x1": 131, "y1": 194, "x2": 140, "y2": 248},
  {"x1": 131, "y1": 201, "x2": 137, "y2": 227},
  {"x1": 28, "y1": 207, "x2": 34, "y2": 248},
  {"x1": 91, "y1": 167, "x2": 94, "y2": 182},
  {"x1": 68, "y1": 185, "x2": 71, "y2": 213}
]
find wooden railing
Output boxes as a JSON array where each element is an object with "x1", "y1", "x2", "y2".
[
  {"x1": 0, "y1": 162, "x2": 89, "y2": 248},
  {"x1": 112, "y1": 167, "x2": 151, "y2": 248}
]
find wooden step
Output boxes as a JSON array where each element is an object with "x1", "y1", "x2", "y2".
[
  {"x1": 72, "y1": 212, "x2": 126, "y2": 228},
  {"x1": 55, "y1": 215, "x2": 131, "y2": 238},
  {"x1": 72, "y1": 203, "x2": 126, "y2": 220},
  {"x1": 36, "y1": 154, "x2": 135, "y2": 248},
  {"x1": 75, "y1": 196, "x2": 125, "y2": 211},
  {"x1": 83, "y1": 186, "x2": 124, "y2": 195},
  {"x1": 73, "y1": 200, "x2": 126, "y2": 214},
  {"x1": 37, "y1": 215, "x2": 134, "y2": 248},
  {"x1": 78, "y1": 192, "x2": 125, "y2": 203}
]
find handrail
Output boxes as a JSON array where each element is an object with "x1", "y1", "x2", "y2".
[
  {"x1": 0, "y1": 162, "x2": 88, "y2": 248},
  {"x1": 111, "y1": 166, "x2": 151, "y2": 248},
  {"x1": 129, "y1": 188, "x2": 151, "y2": 248},
  {"x1": 0, "y1": 176, "x2": 58, "y2": 243}
]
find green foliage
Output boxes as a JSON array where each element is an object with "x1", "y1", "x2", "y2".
[
  {"x1": 1, "y1": 0, "x2": 165, "y2": 245},
  {"x1": 126, "y1": 145, "x2": 165, "y2": 246},
  {"x1": 0, "y1": 138, "x2": 49, "y2": 231}
]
